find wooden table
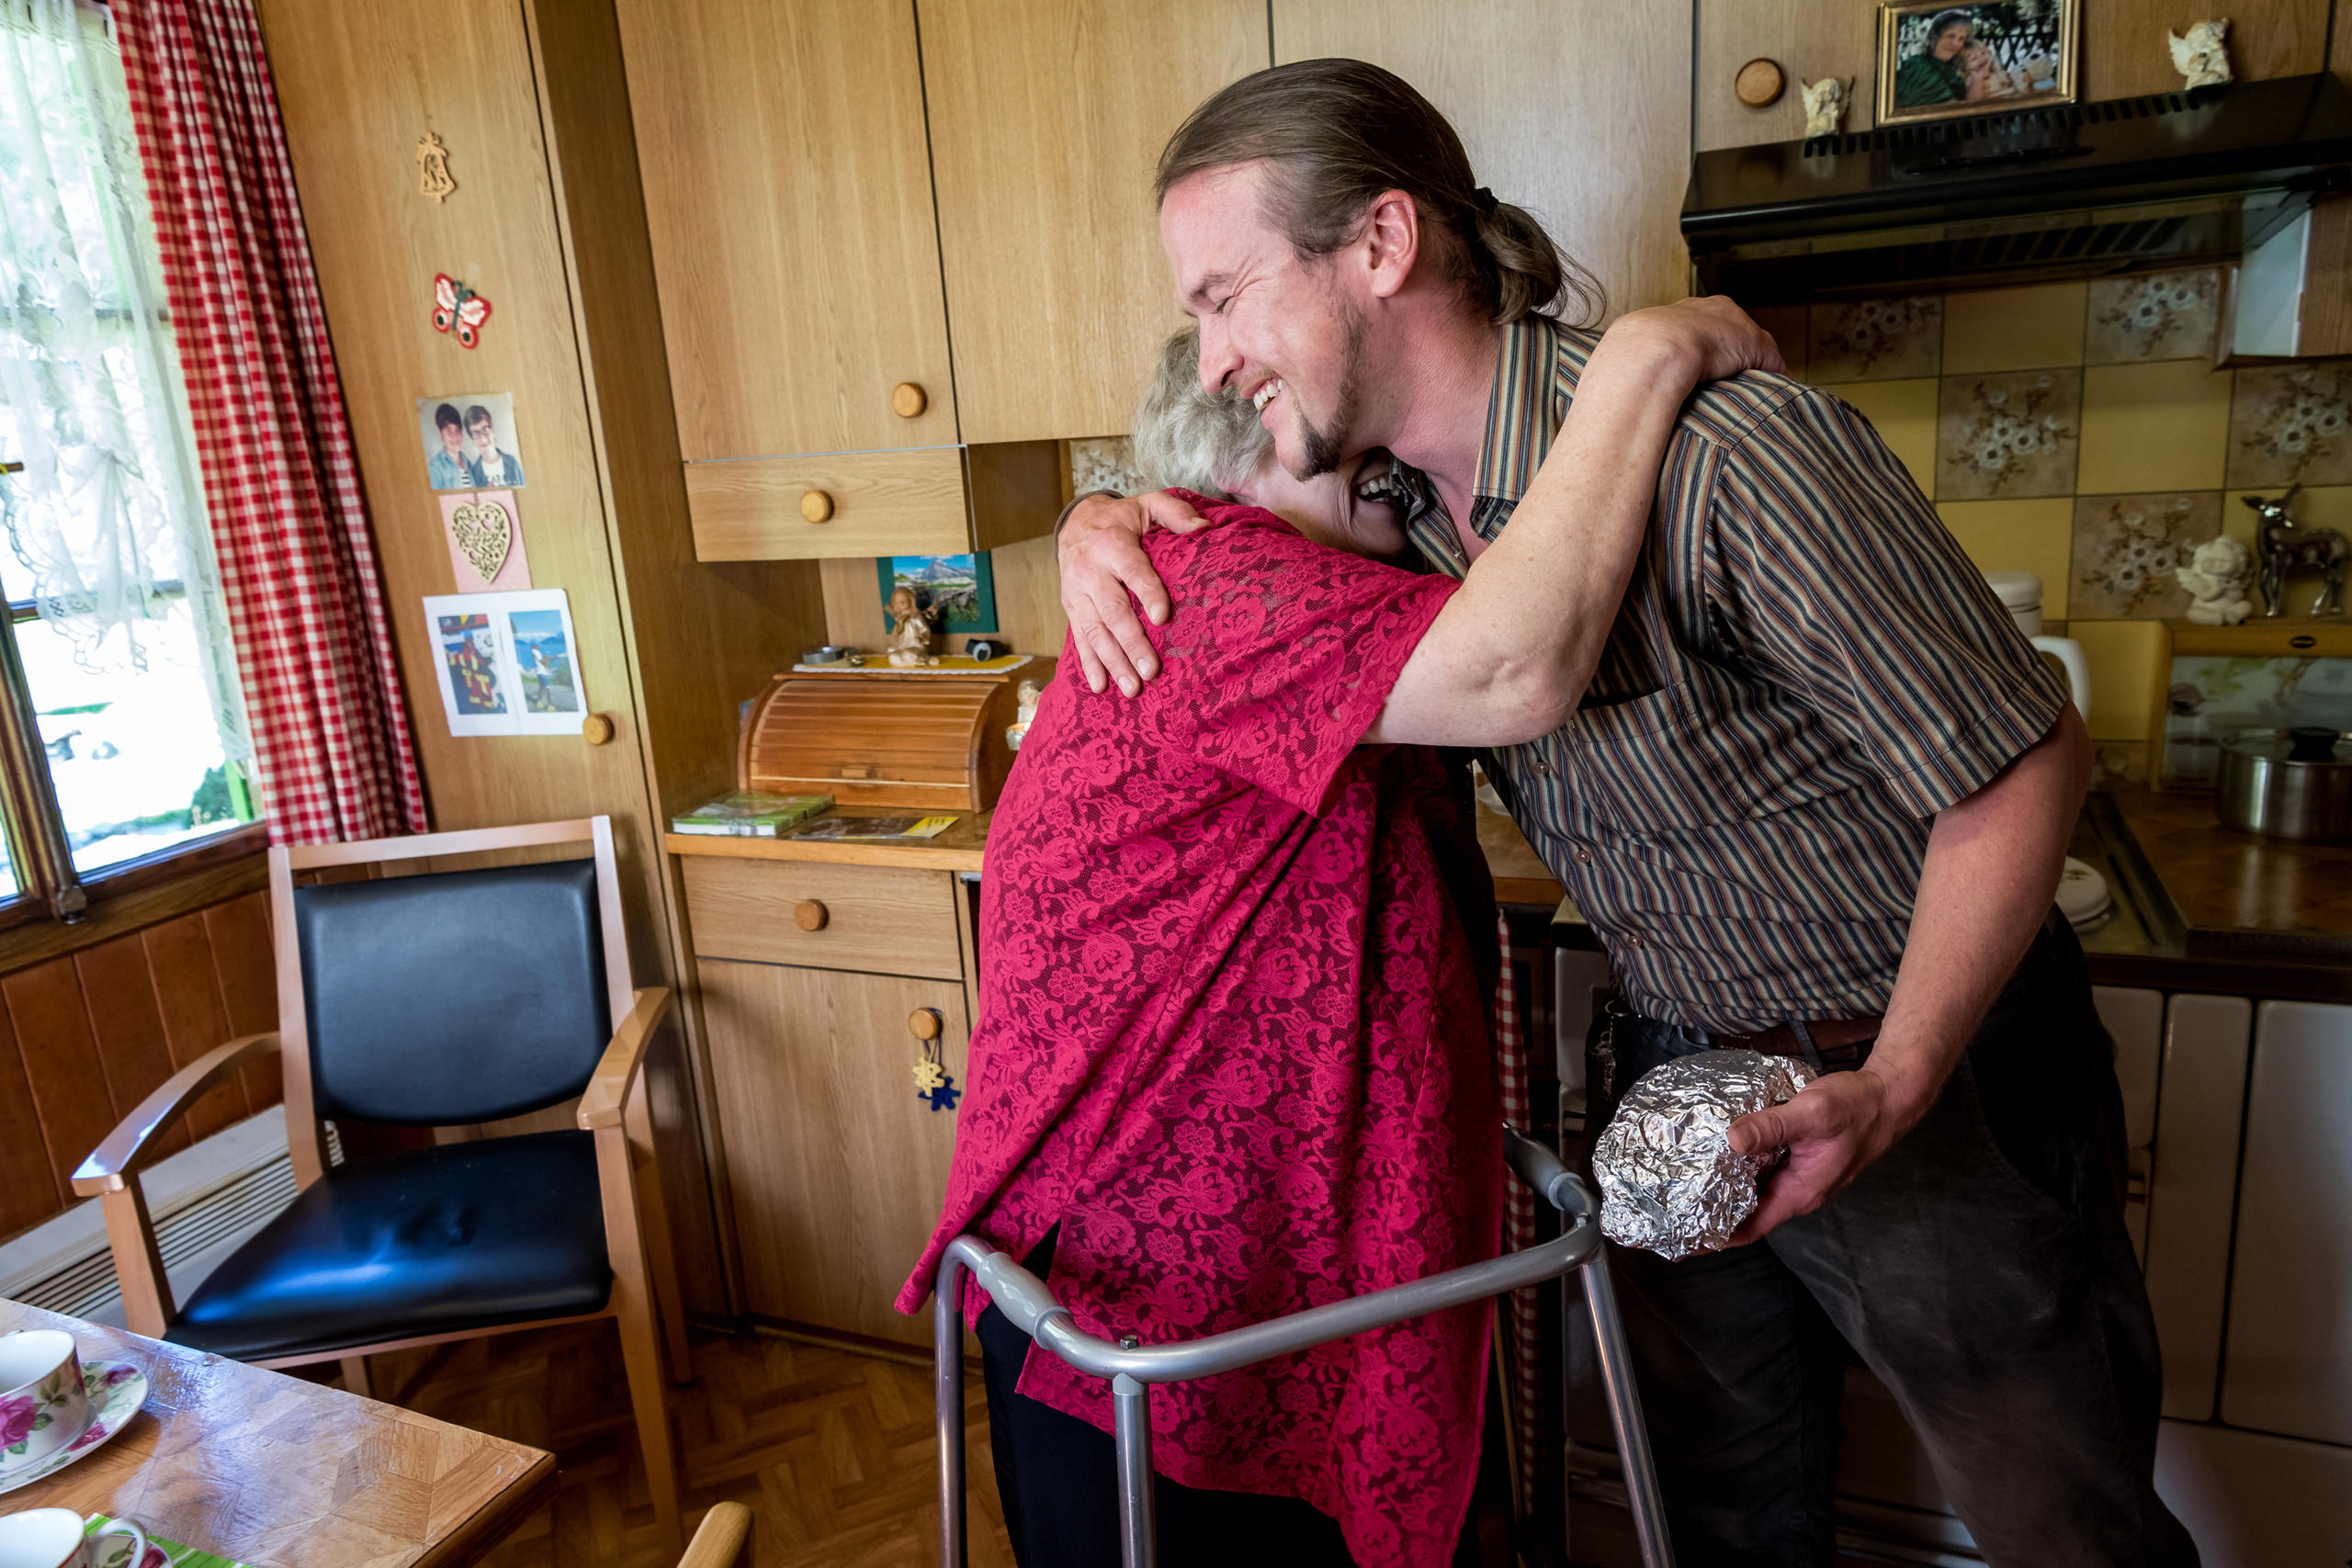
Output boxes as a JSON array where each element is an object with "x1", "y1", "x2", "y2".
[{"x1": 0, "y1": 1300, "x2": 553, "y2": 1567}]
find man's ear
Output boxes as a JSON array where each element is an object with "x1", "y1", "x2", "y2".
[{"x1": 1359, "y1": 189, "x2": 1420, "y2": 301}]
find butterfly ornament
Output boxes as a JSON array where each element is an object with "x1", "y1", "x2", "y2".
[{"x1": 431, "y1": 273, "x2": 492, "y2": 349}]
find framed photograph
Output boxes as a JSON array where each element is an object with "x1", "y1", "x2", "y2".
[
  {"x1": 876, "y1": 553, "x2": 998, "y2": 635},
  {"x1": 420, "y1": 588, "x2": 587, "y2": 737},
  {"x1": 1877, "y1": 0, "x2": 2077, "y2": 126},
  {"x1": 416, "y1": 390, "x2": 526, "y2": 491}
]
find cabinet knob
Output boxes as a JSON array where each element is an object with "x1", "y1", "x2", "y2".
[
  {"x1": 1734, "y1": 57, "x2": 1784, "y2": 107},
  {"x1": 909, "y1": 1008, "x2": 943, "y2": 1042},
  {"x1": 580, "y1": 713, "x2": 614, "y2": 746},
  {"x1": 891, "y1": 381, "x2": 928, "y2": 419},
  {"x1": 800, "y1": 490, "x2": 833, "y2": 524},
  {"x1": 794, "y1": 898, "x2": 829, "y2": 931}
]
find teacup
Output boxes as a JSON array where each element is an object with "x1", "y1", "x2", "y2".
[
  {"x1": 0, "y1": 1335, "x2": 86, "y2": 1479},
  {"x1": 0, "y1": 1509, "x2": 145, "y2": 1568}
]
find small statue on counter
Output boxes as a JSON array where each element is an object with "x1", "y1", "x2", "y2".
[
  {"x1": 2169, "y1": 18, "x2": 2233, "y2": 89},
  {"x1": 2247, "y1": 488, "x2": 2348, "y2": 617},
  {"x1": 885, "y1": 584, "x2": 941, "y2": 666},
  {"x1": 1005, "y1": 677, "x2": 1044, "y2": 752},
  {"x1": 2176, "y1": 535, "x2": 2255, "y2": 626},
  {"x1": 1801, "y1": 76, "x2": 1851, "y2": 138}
]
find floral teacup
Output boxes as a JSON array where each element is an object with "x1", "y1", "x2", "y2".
[{"x1": 0, "y1": 1335, "x2": 86, "y2": 1481}]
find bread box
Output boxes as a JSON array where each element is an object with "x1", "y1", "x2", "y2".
[{"x1": 738, "y1": 663, "x2": 1038, "y2": 811}]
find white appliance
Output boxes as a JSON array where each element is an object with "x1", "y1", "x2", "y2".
[{"x1": 1984, "y1": 570, "x2": 2091, "y2": 717}]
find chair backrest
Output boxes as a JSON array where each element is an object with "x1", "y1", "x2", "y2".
[{"x1": 271, "y1": 818, "x2": 633, "y2": 1145}]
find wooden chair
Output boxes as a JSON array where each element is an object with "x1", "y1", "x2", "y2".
[
  {"x1": 678, "y1": 1502, "x2": 751, "y2": 1567},
  {"x1": 73, "y1": 818, "x2": 692, "y2": 1553}
]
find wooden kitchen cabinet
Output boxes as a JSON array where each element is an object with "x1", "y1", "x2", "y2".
[
  {"x1": 1695, "y1": 0, "x2": 2335, "y2": 152},
  {"x1": 697, "y1": 956, "x2": 969, "y2": 1345},
  {"x1": 614, "y1": 0, "x2": 956, "y2": 462},
  {"x1": 1272, "y1": 1, "x2": 1694, "y2": 317},
  {"x1": 918, "y1": 0, "x2": 1271, "y2": 443}
]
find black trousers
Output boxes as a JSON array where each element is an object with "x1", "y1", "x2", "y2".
[
  {"x1": 1587, "y1": 912, "x2": 2199, "y2": 1567},
  {"x1": 976, "y1": 1229, "x2": 1359, "y2": 1567}
]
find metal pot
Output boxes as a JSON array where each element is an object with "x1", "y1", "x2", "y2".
[{"x1": 2216, "y1": 728, "x2": 2352, "y2": 843}]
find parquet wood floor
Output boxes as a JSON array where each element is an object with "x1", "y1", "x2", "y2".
[{"x1": 351, "y1": 1322, "x2": 1015, "y2": 1568}]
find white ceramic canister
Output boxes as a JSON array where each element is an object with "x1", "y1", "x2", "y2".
[{"x1": 1984, "y1": 571, "x2": 2090, "y2": 717}]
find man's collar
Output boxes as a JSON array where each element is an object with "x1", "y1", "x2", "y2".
[{"x1": 1471, "y1": 313, "x2": 1566, "y2": 505}]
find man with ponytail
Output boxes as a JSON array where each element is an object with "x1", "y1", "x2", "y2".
[{"x1": 1057, "y1": 57, "x2": 2194, "y2": 1568}]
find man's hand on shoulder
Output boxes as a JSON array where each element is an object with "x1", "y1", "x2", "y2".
[
  {"x1": 1721, "y1": 1063, "x2": 1938, "y2": 1244},
  {"x1": 1057, "y1": 490, "x2": 1207, "y2": 695}
]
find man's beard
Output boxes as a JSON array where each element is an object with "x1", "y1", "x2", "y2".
[{"x1": 1292, "y1": 308, "x2": 1365, "y2": 480}]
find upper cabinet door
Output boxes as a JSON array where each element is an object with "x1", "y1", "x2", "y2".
[
  {"x1": 1272, "y1": 2, "x2": 1693, "y2": 318},
  {"x1": 616, "y1": 0, "x2": 956, "y2": 460},
  {"x1": 919, "y1": 1, "x2": 1270, "y2": 445}
]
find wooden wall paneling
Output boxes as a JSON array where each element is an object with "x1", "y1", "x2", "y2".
[
  {"x1": 4, "y1": 959, "x2": 119, "y2": 1203},
  {"x1": 2080, "y1": 0, "x2": 2330, "y2": 100},
  {"x1": 1695, "y1": 0, "x2": 1881, "y2": 151},
  {"x1": 612, "y1": 0, "x2": 956, "y2": 461},
  {"x1": 141, "y1": 913, "x2": 246, "y2": 1142},
  {"x1": 1273, "y1": 1, "x2": 1694, "y2": 316},
  {"x1": 74, "y1": 933, "x2": 192, "y2": 1169},
  {"x1": 524, "y1": 0, "x2": 831, "y2": 1316},
  {"x1": 204, "y1": 892, "x2": 280, "y2": 1113},
  {"x1": 0, "y1": 1021, "x2": 61, "y2": 1235},
  {"x1": 920, "y1": 0, "x2": 1272, "y2": 445}
]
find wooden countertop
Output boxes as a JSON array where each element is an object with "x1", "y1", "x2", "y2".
[
  {"x1": 0, "y1": 1298, "x2": 553, "y2": 1567},
  {"x1": 2106, "y1": 783, "x2": 2352, "y2": 959},
  {"x1": 670, "y1": 804, "x2": 1567, "y2": 906}
]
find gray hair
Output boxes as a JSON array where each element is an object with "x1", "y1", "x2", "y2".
[{"x1": 1129, "y1": 325, "x2": 1270, "y2": 499}]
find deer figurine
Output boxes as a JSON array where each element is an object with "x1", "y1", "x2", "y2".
[{"x1": 2245, "y1": 488, "x2": 2347, "y2": 617}]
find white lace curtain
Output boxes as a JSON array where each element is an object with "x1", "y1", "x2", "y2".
[{"x1": 0, "y1": 0, "x2": 248, "y2": 761}]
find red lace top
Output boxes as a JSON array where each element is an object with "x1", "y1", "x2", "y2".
[{"x1": 898, "y1": 498, "x2": 1502, "y2": 1568}]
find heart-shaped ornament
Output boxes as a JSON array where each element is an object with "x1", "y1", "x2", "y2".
[{"x1": 448, "y1": 498, "x2": 511, "y2": 582}]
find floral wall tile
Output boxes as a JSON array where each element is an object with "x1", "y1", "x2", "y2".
[
  {"x1": 1069, "y1": 434, "x2": 1145, "y2": 497},
  {"x1": 1808, "y1": 296, "x2": 1942, "y2": 382},
  {"x1": 1938, "y1": 369, "x2": 2081, "y2": 499},
  {"x1": 2069, "y1": 491, "x2": 2219, "y2": 618},
  {"x1": 2228, "y1": 363, "x2": 2352, "y2": 488},
  {"x1": 2084, "y1": 268, "x2": 2222, "y2": 365}
]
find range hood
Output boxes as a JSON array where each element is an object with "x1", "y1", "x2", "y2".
[{"x1": 1683, "y1": 73, "x2": 2352, "y2": 305}]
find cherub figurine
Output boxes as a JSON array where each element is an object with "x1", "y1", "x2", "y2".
[
  {"x1": 2175, "y1": 536, "x2": 2254, "y2": 626},
  {"x1": 885, "y1": 584, "x2": 940, "y2": 667},
  {"x1": 2169, "y1": 19, "x2": 2233, "y2": 89},
  {"x1": 1802, "y1": 76, "x2": 1851, "y2": 138},
  {"x1": 1005, "y1": 677, "x2": 1044, "y2": 752}
]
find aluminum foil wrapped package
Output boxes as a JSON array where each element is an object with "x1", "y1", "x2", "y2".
[{"x1": 1593, "y1": 1050, "x2": 1815, "y2": 1260}]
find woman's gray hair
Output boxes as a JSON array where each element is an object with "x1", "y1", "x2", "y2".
[{"x1": 1129, "y1": 325, "x2": 1270, "y2": 499}]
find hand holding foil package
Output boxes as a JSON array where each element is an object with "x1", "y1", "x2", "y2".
[{"x1": 1593, "y1": 1050, "x2": 1815, "y2": 1259}]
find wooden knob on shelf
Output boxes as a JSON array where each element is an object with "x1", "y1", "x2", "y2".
[
  {"x1": 891, "y1": 381, "x2": 928, "y2": 418},
  {"x1": 1734, "y1": 57, "x2": 1785, "y2": 107},
  {"x1": 794, "y1": 898, "x2": 828, "y2": 931},
  {"x1": 580, "y1": 713, "x2": 614, "y2": 745},
  {"x1": 800, "y1": 490, "x2": 834, "y2": 524},
  {"x1": 909, "y1": 1008, "x2": 943, "y2": 1042}
]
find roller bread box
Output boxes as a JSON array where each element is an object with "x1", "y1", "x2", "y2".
[{"x1": 738, "y1": 662, "x2": 1039, "y2": 811}]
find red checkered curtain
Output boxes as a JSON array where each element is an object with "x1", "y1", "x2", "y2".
[{"x1": 109, "y1": 0, "x2": 425, "y2": 843}]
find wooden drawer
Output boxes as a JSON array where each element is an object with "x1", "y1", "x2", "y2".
[
  {"x1": 684, "y1": 446, "x2": 970, "y2": 560},
  {"x1": 681, "y1": 855, "x2": 962, "y2": 979}
]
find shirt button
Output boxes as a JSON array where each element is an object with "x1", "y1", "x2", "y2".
[
  {"x1": 1624, "y1": 931, "x2": 1644, "y2": 949},
  {"x1": 1573, "y1": 848, "x2": 1593, "y2": 865},
  {"x1": 1532, "y1": 757, "x2": 1551, "y2": 775}
]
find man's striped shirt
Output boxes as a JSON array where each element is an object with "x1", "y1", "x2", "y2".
[{"x1": 1398, "y1": 315, "x2": 2067, "y2": 1032}]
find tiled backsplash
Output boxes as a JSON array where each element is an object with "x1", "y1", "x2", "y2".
[{"x1": 1757, "y1": 270, "x2": 2352, "y2": 772}]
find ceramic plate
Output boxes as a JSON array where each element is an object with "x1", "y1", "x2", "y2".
[{"x1": 0, "y1": 1360, "x2": 149, "y2": 1496}]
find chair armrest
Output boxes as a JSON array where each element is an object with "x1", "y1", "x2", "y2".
[
  {"x1": 73, "y1": 1032, "x2": 280, "y2": 1195},
  {"x1": 678, "y1": 1500, "x2": 751, "y2": 1568},
  {"x1": 580, "y1": 987, "x2": 675, "y2": 1130}
]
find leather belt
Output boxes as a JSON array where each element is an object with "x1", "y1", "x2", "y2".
[{"x1": 1710, "y1": 1015, "x2": 1883, "y2": 1074}]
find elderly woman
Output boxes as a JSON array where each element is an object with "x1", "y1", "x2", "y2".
[{"x1": 899, "y1": 297, "x2": 1775, "y2": 1568}]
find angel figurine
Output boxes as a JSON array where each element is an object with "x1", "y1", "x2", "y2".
[
  {"x1": 885, "y1": 585, "x2": 941, "y2": 667},
  {"x1": 2176, "y1": 536, "x2": 2254, "y2": 626}
]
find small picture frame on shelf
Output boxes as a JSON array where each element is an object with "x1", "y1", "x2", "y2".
[
  {"x1": 1876, "y1": 0, "x2": 2077, "y2": 127},
  {"x1": 877, "y1": 552, "x2": 998, "y2": 635}
]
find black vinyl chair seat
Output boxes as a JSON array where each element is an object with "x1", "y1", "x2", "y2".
[{"x1": 165, "y1": 1130, "x2": 612, "y2": 1363}]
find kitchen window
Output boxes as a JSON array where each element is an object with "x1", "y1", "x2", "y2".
[{"x1": 0, "y1": 0, "x2": 256, "y2": 925}]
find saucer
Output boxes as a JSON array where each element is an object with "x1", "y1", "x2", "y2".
[{"x1": 0, "y1": 1360, "x2": 149, "y2": 1495}]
